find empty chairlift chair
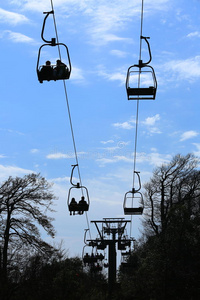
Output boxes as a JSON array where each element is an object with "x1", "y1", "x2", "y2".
[
  {"x1": 126, "y1": 36, "x2": 157, "y2": 100},
  {"x1": 123, "y1": 190, "x2": 144, "y2": 215},
  {"x1": 123, "y1": 171, "x2": 144, "y2": 215}
]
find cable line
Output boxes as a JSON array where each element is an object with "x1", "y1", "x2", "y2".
[
  {"x1": 130, "y1": 0, "x2": 144, "y2": 237},
  {"x1": 49, "y1": 0, "x2": 92, "y2": 239}
]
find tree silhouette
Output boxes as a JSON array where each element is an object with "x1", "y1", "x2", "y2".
[
  {"x1": 119, "y1": 154, "x2": 200, "y2": 299},
  {"x1": 0, "y1": 173, "x2": 56, "y2": 288},
  {"x1": 143, "y1": 153, "x2": 200, "y2": 235}
]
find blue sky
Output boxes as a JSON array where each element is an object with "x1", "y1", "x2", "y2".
[{"x1": 1, "y1": 0, "x2": 200, "y2": 258}]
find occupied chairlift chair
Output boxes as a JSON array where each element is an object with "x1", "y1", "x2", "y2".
[
  {"x1": 126, "y1": 36, "x2": 157, "y2": 100},
  {"x1": 67, "y1": 164, "x2": 90, "y2": 215},
  {"x1": 36, "y1": 10, "x2": 71, "y2": 83},
  {"x1": 82, "y1": 230, "x2": 105, "y2": 264},
  {"x1": 123, "y1": 171, "x2": 144, "y2": 215}
]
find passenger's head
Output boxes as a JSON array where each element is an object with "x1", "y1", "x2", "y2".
[{"x1": 46, "y1": 60, "x2": 51, "y2": 66}]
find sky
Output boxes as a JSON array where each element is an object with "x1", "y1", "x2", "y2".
[{"x1": 1, "y1": 0, "x2": 200, "y2": 261}]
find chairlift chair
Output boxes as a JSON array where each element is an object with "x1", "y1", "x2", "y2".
[
  {"x1": 36, "y1": 10, "x2": 71, "y2": 83},
  {"x1": 68, "y1": 187, "x2": 89, "y2": 215},
  {"x1": 37, "y1": 43, "x2": 71, "y2": 83},
  {"x1": 123, "y1": 171, "x2": 144, "y2": 215},
  {"x1": 123, "y1": 191, "x2": 144, "y2": 215},
  {"x1": 67, "y1": 164, "x2": 90, "y2": 215},
  {"x1": 126, "y1": 64, "x2": 157, "y2": 100},
  {"x1": 126, "y1": 35, "x2": 157, "y2": 100}
]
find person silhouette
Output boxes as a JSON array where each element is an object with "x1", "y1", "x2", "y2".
[
  {"x1": 39, "y1": 60, "x2": 53, "y2": 82},
  {"x1": 69, "y1": 197, "x2": 78, "y2": 215},
  {"x1": 54, "y1": 59, "x2": 69, "y2": 79}
]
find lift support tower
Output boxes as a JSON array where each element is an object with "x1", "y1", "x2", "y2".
[{"x1": 87, "y1": 218, "x2": 132, "y2": 294}]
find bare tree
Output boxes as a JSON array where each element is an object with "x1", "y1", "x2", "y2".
[
  {"x1": 0, "y1": 173, "x2": 57, "y2": 282},
  {"x1": 143, "y1": 153, "x2": 200, "y2": 236}
]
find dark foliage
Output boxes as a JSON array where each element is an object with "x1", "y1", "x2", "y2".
[{"x1": 118, "y1": 154, "x2": 200, "y2": 300}]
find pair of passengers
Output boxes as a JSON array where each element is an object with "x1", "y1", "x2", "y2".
[{"x1": 40, "y1": 59, "x2": 68, "y2": 80}]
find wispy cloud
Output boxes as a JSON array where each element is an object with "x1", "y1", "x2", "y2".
[
  {"x1": 180, "y1": 130, "x2": 199, "y2": 141},
  {"x1": 0, "y1": 164, "x2": 33, "y2": 181},
  {"x1": 142, "y1": 114, "x2": 161, "y2": 134},
  {"x1": 193, "y1": 143, "x2": 200, "y2": 157},
  {"x1": 0, "y1": 8, "x2": 29, "y2": 25},
  {"x1": 101, "y1": 140, "x2": 115, "y2": 144},
  {"x1": 142, "y1": 114, "x2": 160, "y2": 126},
  {"x1": 96, "y1": 151, "x2": 171, "y2": 167},
  {"x1": 110, "y1": 49, "x2": 128, "y2": 58},
  {"x1": 15, "y1": 0, "x2": 170, "y2": 45},
  {"x1": 112, "y1": 121, "x2": 134, "y2": 130},
  {"x1": 30, "y1": 149, "x2": 39, "y2": 154},
  {"x1": 50, "y1": 176, "x2": 70, "y2": 183},
  {"x1": 96, "y1": 65, "x2": 126, "y2": 85},
  {"x1": 163, "y1": 56, "x2": 200, "y2": 82},
  {"x1": 70, "y1": 66, "x2": 85, "y2": 82},
  {"x1": 1, "y1": 30, "x2": 34, "y2": 43},
  {"x1": 187, "y1": 31, "x2": 200, "y2": 38},
  {"x1": 112, "y1": 117, "x2": 135, "y2": 130},
  {"x1": 46, "y1": 152, "x2": 87, "y2": 159},
  {"x1": 102, "y1": 141, "x2": 130, "y2": 152},
  {"x1": 0, "y1": 128, "x2": 25, "y2": 135},
  {"x1": 46, "y1": 152, "x2": 75, "y2": 159},
  {"x1": 96, "y1": 155, "x2": 132, "y2": 165}
]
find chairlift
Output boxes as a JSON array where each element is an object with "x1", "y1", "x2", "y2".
[
  {"x1": 36, "y1": 10, "x2": 71, "y2": 83},
  {"x1": 82, "y1": 245, "x2": 104, "y2": 265},
  {"x1": 67, "y1": 164, "x2": 90, "y2": 215},
  {"x1": 126, "y1": 36, "x2": 157, "y2": 100},
  {"x1": 91, "y1": 263, "x2": 103, "y2": 272},
  {"x1": 82, "y1": 249, "x2": 98, "y2": 265},
  {"x1": 96, "y1": 241, "x2": 107, "y2": 250},
  {"x1": 118, "y1": 237, "x2": 131, "y2": 250},
  {"x1": 123, "y1": 171, "x2": 144, "y2": 215}
]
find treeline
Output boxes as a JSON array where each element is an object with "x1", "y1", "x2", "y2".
[
  {"x1": 1, "y1": 154, "x2": 200, "y2": 299},
  {"x1": 118, "y1": 154, "x2": 200, "y2": 300},
  {"x1": 0, "y1": 173, "x2": 107, "y2": 300}
]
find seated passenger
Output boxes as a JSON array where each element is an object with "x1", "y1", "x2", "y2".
[
  {"x1": 54, "y1": 59, "x2": 69, "y2": 79},
  {"x1": 39, "y1": 60, "x2": 53, "y2": 82},
  {"x1": 78, "y1": 196, "x2": 88, "y2": 214},
  {"x1": 69, "y1": 197, "x2": 78, "y2": 215}
]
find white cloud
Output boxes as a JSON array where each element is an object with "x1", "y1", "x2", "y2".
[
  {"x1": 101, "y1": 140, "x2": 115, "y2": 144},
  {"x1": 180, "y1": 131, "x2": 199, "y2": 141},
  {"x1": 96, "y1": 65, "x2": 126, "y2": 85},
  {"x1": 112, "y1": 121, "x2": 134, "y2": 130},
  {"x1": 143, "y1": 114, "x2": 160, "y2": 126},
  {"x1": 187, "y1": 31, "x2": 200, "y2": 38},
  {"x1": 142, "y1": 114, "x2": 161, "y2": 134},
  {"x1": 0, "y1": 165, "x2": 34, "y2": 181},
  {"x1": 0, "y1": 8, "x2": 29, "y2": 25},
  {"x1": 96, "y1": 155, "x2": 133, "y2": 165},
  {"x1": 50, "y1": 176, "x2": 70, "y2": 183},
  {"x1": 30, "y1": 149, "x2": 39, "y2": 154},
  {"x1": 70, "y1": 66, "x2": 85, "y2": 82},
  {"x1": 193, "y1": 143, "x2": 200, "y2": 157},
  {"x1": 96, "y1": 151, "x2": 171, "y2": 167},
  {"x1": 0, "y1": 128, "x2": 25, "y2": 135},
  {"x1": 110, "y1": 49, "x2": 127, "y2": 57},
  {"x1": 163, "y1": 56, "x2": 200, "y2": 82},
  {"x1": 103, "y1": 141, "x2": 130, "y2": 152},
  {"x1": 0, "y1": 155, "x2": 6, "y2": 159},
  {"x1": 46, "y1": 152, "x2": 75, "y2": 159},
  {"x1": 46, "y1": 152, "x2": 87, "y2": 159},
  {"x1": 3, "y1": 30, "x2": 34, "y2": 43},
  {"x1": 112, "y1": 118, "x2": 135, "y2": 130}
]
